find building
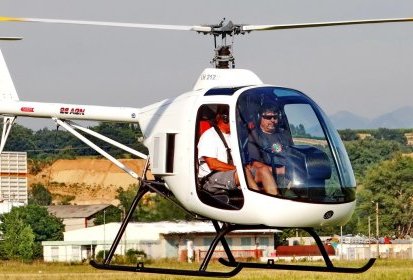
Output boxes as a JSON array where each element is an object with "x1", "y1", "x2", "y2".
[
  {"x1": 405, "y1": 132, "x2": 413, "y2": 146},
  {"x1": 42, "y1": 220, "x2": 413, "y2": 263},
  {"x1": 287, "y1": 234, "x2": 413, "y2": 261},
  {"x1": 0, "y1": 151, "x2": 28, "y2": 205},
  {"x1": 42, "y1": 221, "x2": 280, "y2": 262},
  {"x1": 0, "y1": 200, "x2": 25, "y2": 215},
  {"x1": 47, "y1": 204, "x2": 111, "y2": 231},
  {"x1": 336, "y1": 236, "x2": 413, "y2": 260}
]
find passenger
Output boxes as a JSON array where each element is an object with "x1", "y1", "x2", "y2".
[
  {"x1": 247, "y1": 105, "x2": 291, "y2": 195},
  {"x1": 197, "y1": 106, "x2": 239, "y2": 194}
]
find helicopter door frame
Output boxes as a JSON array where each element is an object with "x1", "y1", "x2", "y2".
[{"x1": 194, "y1": 103, "x2": 244, "y2": 210}]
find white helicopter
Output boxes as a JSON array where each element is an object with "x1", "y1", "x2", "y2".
[{"x1": 1, "y1": 16, "x2": 412, "y2": 277}]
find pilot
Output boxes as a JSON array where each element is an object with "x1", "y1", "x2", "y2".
[
  {"x1": 197, "y1": 105, "x2": 239, "y2": 193},
  {"x1": 247, "y1": 104, "x2": 291, "y2": 195}
]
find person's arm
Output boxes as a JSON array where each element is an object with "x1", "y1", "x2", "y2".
[
  {"x1": 251, "y1": 160, "x2": 269, "y2": 169},
  {"x1": 204, "y1": 157, "x2": 236, "y2": 171}
]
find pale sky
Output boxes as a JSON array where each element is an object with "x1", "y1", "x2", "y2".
[{"x1": 0, "y1": 0, "x2": 412, "y2": 130}]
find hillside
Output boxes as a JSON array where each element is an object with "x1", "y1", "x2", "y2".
[
  {"x1": 29, "y1": 158, "x2": 151, "y2": 205},
  {"x1": 330, "y1": 106, "x2": 413, "y2": 129}
]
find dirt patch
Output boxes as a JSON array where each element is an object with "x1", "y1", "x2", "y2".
[{"x1": 29, "y1": 158, "x2": 151, "y2": 205}]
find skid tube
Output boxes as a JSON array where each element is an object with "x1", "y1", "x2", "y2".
[
  {"x1": 216, "y1": 225, "x2": 376, "y2": 273},
  {"x1": 89, "y1": 180, "x2": 243, "y2": 277}
]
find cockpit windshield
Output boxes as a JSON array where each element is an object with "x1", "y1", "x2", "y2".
[{"x1": 236, "y1": 87, "x2": 356, "y2": 203}]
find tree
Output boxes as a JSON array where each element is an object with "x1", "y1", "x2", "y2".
[
  {"x1": 93, "y1": 205, "x2": 122, "y2": 225},
  {"x1": 1, "y1": 211, "x2": 35, "y2": 261},
  {"x1": 2, "y1": 122, "x2": 148, "y2": 160},
  {"x1": 18, "y1": 226, "x2": 36, "y2": 261},
  {"x1": 92, "y1": 123, "x2": 148, "y2": 157},
  {"x1": 345, "y1": 139, "x2": 404, "y2": 180},
  {"x1": 137, "y1": 194, "x2": 193, "y2": 222},
  {"x1": 1, "y1": 124, "x2": 36, "y2": 153},
  {"x1": 33, "y1": 127, "x2": 81, "y2": 159},
  {"x1": 116, "y1": 184, "x2": 192, "y2": 222},
  {"x1": 338, "y1": 129, "x2": 359, "y2": 141},
  {"x1": 116, "y1": 185, "x2": 140, "y2": 221},
  {"x1": 29, "y1": 183, "x2": 52, "y2": 206},
  {"x1": 0, "y1": 205, "x2": 64, "y2": 258},
  {"x1": 356, "y1": 155, "x2": 413, "y2": 238},
  {"x1": 372, "y1": 128, "x2": 407, "y2": 145},
  {"x1": 290, "y1": 124, "x2": 310, "y2": 138}
]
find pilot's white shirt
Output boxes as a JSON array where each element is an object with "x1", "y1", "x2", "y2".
[{"x1": 197, "y1": 127, "x2": 231, "y2": 177}]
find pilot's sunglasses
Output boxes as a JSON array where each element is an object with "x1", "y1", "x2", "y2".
[{"x1": 262, "y1": 114, "x2": 278, "y2": 120}]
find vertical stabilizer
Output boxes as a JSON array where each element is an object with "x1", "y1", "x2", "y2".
[
  {"x1": 0, "y1": 49, "x2": 18, "y2": 153},
  {"x1": 0, "y1": 49, "x2": 19, "y2": 101}
]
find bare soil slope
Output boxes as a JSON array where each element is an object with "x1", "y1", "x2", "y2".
[{"x1": 29, "y1": 158, "x2": 150, "y2": 205}]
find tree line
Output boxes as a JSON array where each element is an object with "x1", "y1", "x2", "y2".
[{"x1": 2, "y1": 122, "x2": 147, "y2": 171}]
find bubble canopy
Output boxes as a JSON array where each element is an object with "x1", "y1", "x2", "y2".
[{"x1": 236, "y1": 87, "x2": 356, "y2": 204}]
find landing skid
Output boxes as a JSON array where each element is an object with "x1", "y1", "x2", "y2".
[
  {"x1": 90, "y1": 260, "x2": 242, "y2": 277},
  {"x1": 90, "y1": 180, "x2": 375, "y2": 277},
  {"x1": 217, "y1": 226, "x2": 376, "y2": 273},
  {"x1": 218, "y1": 258, "x2": 376, "y2": 273}
]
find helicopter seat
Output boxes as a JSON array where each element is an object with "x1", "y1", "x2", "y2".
[
  {"x1": 286, "y1": 145, "x2": 331, "y2": 200},
  {"x1": 197, "y1": 174, "x2": 242, "y2": 210},
  {"x1": 199, "y1": 119, "x2": 212, "y2": 136}
]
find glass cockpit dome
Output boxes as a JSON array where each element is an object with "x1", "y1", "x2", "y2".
[{"x1": 236, "y1": 86, "x2": 356, "y2": 203}]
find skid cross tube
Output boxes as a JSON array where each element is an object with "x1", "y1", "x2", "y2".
[
  {"x1": 199, "y1": 222, "x2": 234, "y2": 271},
  {"x1": 212, "y1": 221, "x2": 236, "y2": 264}
]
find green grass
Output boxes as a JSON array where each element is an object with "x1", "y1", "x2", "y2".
[{"x1": 0, "y1": 259, "x2": 412, "y2": 280}]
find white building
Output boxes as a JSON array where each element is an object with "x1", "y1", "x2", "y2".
[
  {"x1": 42, "y1": 221, "x2": 413, "y2": 263},
  {"x1": 0, "y1": 151, "x2": 28, "y2": 205},
  {"x1": 0, "y1": 200, "x2": 25, "y2": 215}
]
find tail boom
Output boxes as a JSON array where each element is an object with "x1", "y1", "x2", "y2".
[{"x1": 0, "y1": 101, "x2": 140, "y2": 123}]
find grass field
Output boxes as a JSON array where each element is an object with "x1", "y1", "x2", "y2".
[{"x1": 0, "y1": 259, "x2": 412, "y2": 280}]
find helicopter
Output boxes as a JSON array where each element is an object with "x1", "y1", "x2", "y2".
[{"x1": 0, "y1": 16, "x2": 412, "y2": 277}]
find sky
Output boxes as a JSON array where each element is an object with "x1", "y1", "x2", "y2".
[{"x1": 0, "y1": 0, "x2": 412, "y2": 130}]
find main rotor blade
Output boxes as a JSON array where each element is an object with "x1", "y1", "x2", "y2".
[
  {"x1": 0, "y1": 16, "x2": 212, "y2": 32},
  {"x1": 2, "y1": 16, "x2": 412, "y2": 35},
  {"x1": 242, "y1": 17, "x2": 413, "y2": 31},
  {"x1": 0, "y1": 37, "x2": 22, "y2": 40}
]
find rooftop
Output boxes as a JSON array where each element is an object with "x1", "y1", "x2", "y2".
[{"x1": 47, "y1": 204, "x2": 111, "y2": 219}]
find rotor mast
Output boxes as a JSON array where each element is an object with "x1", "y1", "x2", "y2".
[{"x1": 200, "y1": 18, "x2": 248, "y2": 69}]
